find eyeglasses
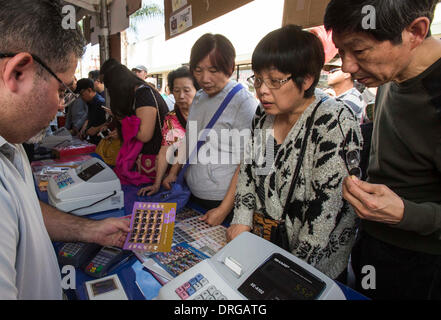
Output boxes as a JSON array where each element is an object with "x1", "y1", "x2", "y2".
[
  {"x1": 0, "y1": 52, "x2": 78, "y2": 107},
  {"x1": 338, "y1": 109, "x2": 362, "y2": 179},
  {"x1": 247, "y1": 75, "x2": 293, "y2": 89},
  {"x1": 328, "y1": 68, "x2": 342, "y2": 74}
]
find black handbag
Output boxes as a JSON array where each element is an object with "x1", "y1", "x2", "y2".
[{"x1": 252, "y1": 98, "x2": 326, "y2": 251}]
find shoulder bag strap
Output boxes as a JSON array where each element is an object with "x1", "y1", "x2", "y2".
[
  {"x1": 134, "y1": 84, "x2": 163, "y2": 132},
  {"x1": 281, "y1": 97, "x2": 328, "y2": 221},
  {"x1": 177, "y1": 83, "x2": 244, "y2": 182}
]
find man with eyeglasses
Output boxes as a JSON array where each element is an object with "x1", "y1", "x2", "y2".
[
  {"x1": 325, "y1": 0, "x2": 441, "y2": 299},
  {"x1": 0, "y1": 0, "x2": 130, "y2": 299}
]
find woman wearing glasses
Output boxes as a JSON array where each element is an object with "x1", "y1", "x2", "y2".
[{"x1": 227, "y1": 25, "x2": 363, "y2": 281}]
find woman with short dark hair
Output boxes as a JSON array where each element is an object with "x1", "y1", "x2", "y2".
[
  {"x1": 167, "y1": 66, "x2": 200, "y2": 93},
  {"x1": 189, "y1": 33, "x2": 236, "y2": 83},
  {"x1": 227, "y1": 25, "x2": 363, "y2": 280},
  {"x1": 163, "y1": 33, "x2": 258, "y2": 226}
]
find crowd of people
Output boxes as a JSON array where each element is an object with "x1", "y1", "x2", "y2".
[{"x1": 0, "y1": 0, "x2": 440, "y2": 300}]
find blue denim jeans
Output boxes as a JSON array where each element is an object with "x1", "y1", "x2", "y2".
[{"x1": 351, "y1": 231, "x2": 441, "y2": 300}]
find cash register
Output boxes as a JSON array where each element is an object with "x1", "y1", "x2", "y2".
[
  {"x1": 48, "y1": 158, "x2": 124, "y2": 215},
  {"x1": 156, "y1": 232, "x2": 347, "y2": 300}
]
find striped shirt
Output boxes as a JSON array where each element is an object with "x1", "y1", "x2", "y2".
[
  {"x1": 0, "y1": 138, "x2": 62, "y2": 299},
  {"x1": 338, "y1": 87, "x2": 366, "y2": 120}
]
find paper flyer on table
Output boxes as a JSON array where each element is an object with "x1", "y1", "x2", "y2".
[{"x1": 142, "y1": 258, "x2": 173, "y2": 281}]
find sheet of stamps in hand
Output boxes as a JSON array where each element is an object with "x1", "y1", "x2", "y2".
[{"x1": 123, "y1": 202, "x2": 176, "y2": 253}]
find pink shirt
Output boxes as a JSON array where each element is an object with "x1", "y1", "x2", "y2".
[{"x1": 161, "y1": 111, "x2": 186, "y2": 147}]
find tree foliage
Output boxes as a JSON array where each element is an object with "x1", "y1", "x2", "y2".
[{"x1": 130, "y1": 3, "x2": 163, "y2": 31}]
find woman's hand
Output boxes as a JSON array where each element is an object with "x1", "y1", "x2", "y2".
[
  {"x1": 105, "y1": 129, "x2": 119, "y2": 140},
  {"x1": 199, "y1": 206, "x2": 229, "y2": 226},
  {"x1": 79, "y1": 129, "x2": 87, "y2": 140},
  {"x1": 162, "y1": 173, "x2": 177, "y2": 190},
  {"x1": 138, "y1": 183, "x2": 161, "y2": 196},
  {"x1": 226, "y1": 224, "x2": 251, "y2": 242}
]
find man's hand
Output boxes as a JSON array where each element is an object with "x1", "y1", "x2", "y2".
[
  {"x1": 342, "y1": 176, "x2": 405, "y2": 224},
  {"x1": 41, "y1": 201, "x2": 131, "y2": 247},
  {"x1": 84, "y1": 218, "x2": 131, "y2": 248},
  {"x1": 199, "y1": 206, "x2": 229, "y2": 226},
  {"x1": 103, "y1": 107, "x2": 113, "y2": 117},
  {"x1": 226, "y1": 224, "x2": 251, "y2": 242}
]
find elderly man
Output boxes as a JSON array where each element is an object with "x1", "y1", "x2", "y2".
[
  {"x1": 0, "y1": 0, "x2": 130, "y2": 299},
  {"x1": 325, "y1": 0, "x2": 441, "y2": 299}
]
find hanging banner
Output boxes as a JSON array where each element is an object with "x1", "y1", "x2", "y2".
[{"x1": 165, "y1": 0, "x2": 254, "y2": 40}]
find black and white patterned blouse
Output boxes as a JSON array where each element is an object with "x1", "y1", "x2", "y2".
[{"x1": 232, "y1": 89, "x2": 363, "y2": 279}]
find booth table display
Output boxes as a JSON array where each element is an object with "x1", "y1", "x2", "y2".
[{"x1": 35, "y1": 157, "x2": 366, "y2": 300}]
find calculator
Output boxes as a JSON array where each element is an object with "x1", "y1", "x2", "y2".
[
  {"x1": 84, "y1": 246, "x2": 132, "y2": 278},
  {"x1": 158, "y1": 259, "x2": 243, "y2": 300},
  {"x1": 58, "y1": 242, "x2": 101, "y2": 268},
  {"x1": 175, "y1": 273, "x2": 228, "y2": 300}
]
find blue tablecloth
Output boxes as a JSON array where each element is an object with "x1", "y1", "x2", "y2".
[
  {"x1": 49, "y1": 184, "x2": 167, "y2": 300},
  {"x1": 38, "y1": 159, "x2": 367, "y2": 300}
]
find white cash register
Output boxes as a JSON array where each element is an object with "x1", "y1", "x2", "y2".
[
  {"x1": 156, "y1": 232, "x2": 347, "y2": 300},
  {"x1": 48, "y1": 158, "x2": 124, "y2": 216}
]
